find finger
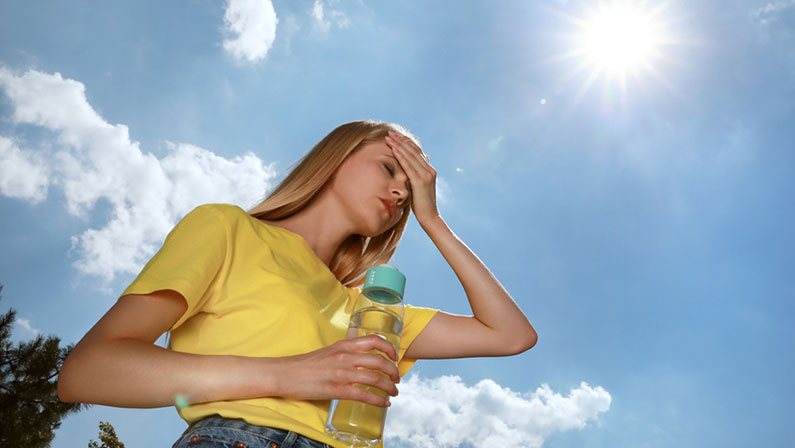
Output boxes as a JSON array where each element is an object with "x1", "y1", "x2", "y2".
[
  {"x1": 348, "y1": 334, "x2": 399, "y2": 363},
  {"x1": 348, "y1": 367, "x2": 399, "y2": 397},
  {"x1": 352, "y1": 352, "x2": 401, "y2": 384},
  {"x1": 387, "y1": 138, "x2": 425, "y2": 178},
  {"x1": 395, "y1": 133, "x2": 429, "y2": 163},
  {"x1": 343, "y1": 383, "x2": 393, "y2": 407},
  {"x1": 386, "y1": 133, "x2": 429, "y2": 166},
  {"x1": 387, "y1": 130, "x2": 416, "y2": 149},
  {"x1": 385, "y1": 131, "x2": 424, "y2": 157},
  {"x1": 387, "y1": 141, "x2": 433, "y2": 183},
  {"x1": 391, "y1": 145, "x2": 437, "y2": 198}
]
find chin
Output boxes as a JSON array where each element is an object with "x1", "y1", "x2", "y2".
[
  {"x1": 356, "y1": 212, "x2": 399, "y2": 239},
  {"x1": 362, "y1": 228, "x2": 388, "y2": 239},
  {"x1": 360, "y1": 223, "x2": 393, "y2": 239}
]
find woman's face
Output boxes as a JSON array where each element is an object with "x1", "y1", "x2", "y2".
[{"x1": 326, "y1": 137, "x2": 411, "y2": 237}]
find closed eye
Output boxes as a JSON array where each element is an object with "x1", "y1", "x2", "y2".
[{"x1": 383, "y1": 163, "x2": 394, "y2": 176}]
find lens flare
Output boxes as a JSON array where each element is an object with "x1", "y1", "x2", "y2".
[{"x1": 175, "y1": 393, "x2": 190, "y2": 409}]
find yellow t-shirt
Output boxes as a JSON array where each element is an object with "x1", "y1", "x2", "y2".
[{"x1": 120, "y1": 203, "x2": 438, "y2": 447}]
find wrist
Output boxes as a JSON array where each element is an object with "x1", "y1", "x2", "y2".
[
  {"x1": 253, "y1": 355, "x2": 287, "y2": 399},
  {"x1": 204, "y1": 354, "x2": 283, "y2": 402},
  {"x1": 418, "y1": 213, "x2": 445, "y2": 232}
]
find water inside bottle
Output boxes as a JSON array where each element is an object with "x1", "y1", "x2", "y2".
[{"x1": 326, "y1": 308, "x2": 402, "y2": 447}]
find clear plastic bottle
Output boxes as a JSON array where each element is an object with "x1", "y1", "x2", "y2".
[{"x1": 325, "y1": 264, "x2": 405, "y2": 447}]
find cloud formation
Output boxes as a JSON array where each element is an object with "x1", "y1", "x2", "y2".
[
  {"x1": 0, "y1": 136, "x2": 50, "y2": 203},
  {"x1": 0, "y1": 68, "x2": 276, "y2": 285},
  {"x1": 15, "y1": 317, "x2": 41, "y2": 338},
  {"x1": 387, "y1": 375, "x2": 611, "y2": 447},
  {"x1": 311, "y1": 0, "x2": 350, "y2": 32},
  {"x1": 751, "y1": 0, "x2": 795, "y2": 24},
  {"x1": 223, "y1": 0, "x2": 279, "y2": 62}
]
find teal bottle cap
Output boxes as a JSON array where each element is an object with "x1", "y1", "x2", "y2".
[{"x1": 362, "y1": 264, "x2": 405, "y2": 304}]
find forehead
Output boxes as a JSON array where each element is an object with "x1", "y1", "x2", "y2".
[{"x1": 357, "y1": 139, "x2": 391, "y2": 156}]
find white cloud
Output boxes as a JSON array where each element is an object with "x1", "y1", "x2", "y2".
[
  {"x1": 15, "y1": 317, "x2": 41, "y2": 337},
  {"x1": 0, "y1": 136, "x2": 50, "y2": 203},
  {"x1": 223, "y1": 0, "x2": 279, "y2": 63},
  {"x1": 386, "y1": 375, "x2": 611, "y2": 447},
  {"x1": 311, "y1": 0, "x2": 330, "y2": 32},
  {"x1": 0, "y1": 68, "x2": 276, "y2": 285},
  {"x1": 751, "y1": 0, "x2": 795, "y2": 24},
  {"x1": 311, "y1": 0, "x2": 350, "y2": 32}
]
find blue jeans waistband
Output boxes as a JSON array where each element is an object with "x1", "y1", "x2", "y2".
[{"x1": 173, "y1": 415, "x2": 331, "y2": 448}]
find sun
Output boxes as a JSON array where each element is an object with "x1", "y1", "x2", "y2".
[
  {"x1": 577, "y1": 4, "x2": 660, "y2": 76},
  {"x1": 549, "y1": 1, "x2": 677, "y2": 104}
]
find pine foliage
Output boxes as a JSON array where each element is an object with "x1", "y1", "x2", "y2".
[{"x1": 0, "y1": 284, "x2": 87, "y2": 447}]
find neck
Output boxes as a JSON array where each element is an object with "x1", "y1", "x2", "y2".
[{"x1": 258, "y1": 195, "x2": 355, "y2": 266}]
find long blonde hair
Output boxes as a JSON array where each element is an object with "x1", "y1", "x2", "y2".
[{"x1": 248, "y1": 120, "x2": 419, "y2": 287}]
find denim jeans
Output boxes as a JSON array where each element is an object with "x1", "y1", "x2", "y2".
[{"x1": 172, "y1": 415, "x2": 332, "y2": 448}]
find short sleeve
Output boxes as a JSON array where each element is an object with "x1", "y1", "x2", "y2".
[
  {"x1": 119, "y1": 204, "x2": 229, "y2": 331},
  {"x1": 397, "y1": 304, "x2": 439, "y2": 377}
]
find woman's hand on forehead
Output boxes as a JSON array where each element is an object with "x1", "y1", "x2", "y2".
[{"x1": 384, "y1": 131, "x2": 438, "y2": 225}]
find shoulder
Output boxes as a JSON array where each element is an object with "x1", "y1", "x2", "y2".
[
  {"x1": 167, "y1": 204, "x2": 247, "y2": 240},
  {"x1": 185, "y1": 203, "x2": 249, "y2": 224}
]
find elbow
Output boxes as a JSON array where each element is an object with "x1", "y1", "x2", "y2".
[
  {"x1": 57, "y1": 378, "x2": 74, "y2": 403},
  {"x1": 504, "y1": 327, "x2": 538, "y2": 355},
  {"x1": 57, "y1": 363, "x2": 75, "y2": 403},
  {"x1": 57, "y1": 355, "x2": 82, "y2": 403},
  {"x1": 523, "y1": 328, "x2": 538, "y2": 352}
]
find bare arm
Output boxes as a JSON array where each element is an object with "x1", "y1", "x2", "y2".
[
  {"x1": 57, "y1": 290, "x2": 401, "y2": 408},
  {"x1": 386, "y1": 132, "x2": 537, "y2": 359},
  {"x1": 405, "y1": 216, "x2": 538, "y2": 359}
]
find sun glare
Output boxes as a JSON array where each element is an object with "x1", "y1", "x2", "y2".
[
  {"x1": 579, "y1": 5, "x2": 658, "y2": 75},
  {"x1": 549, "y1": 1, "x2": 678, "y2": 106}
]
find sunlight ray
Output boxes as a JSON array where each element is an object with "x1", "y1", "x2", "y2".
[{"x1": 543, "y1": 0, "x2": 687, "y2": 108}]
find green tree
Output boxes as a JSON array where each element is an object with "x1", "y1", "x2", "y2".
[
  {"x1": 0, "y1": 284, "x2": 87, "y2": 447},
  {"x1": 88, "y1": 421, "x2": 126, "y2": 448}
]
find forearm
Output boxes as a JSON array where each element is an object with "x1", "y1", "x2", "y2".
[
  {"x1": 420, "y1": 215, "x2": 537, "y2": 347},
  {"x1": 58, "y1": 338, "x2": 279, "y2": 408},
  {"x1": 58, "y1": 333, "x2": 402, "y2": 409}
]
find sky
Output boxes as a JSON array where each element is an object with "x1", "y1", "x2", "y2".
[{"x1": 0, "y1": 0, "x2": 793, "y2": 446}]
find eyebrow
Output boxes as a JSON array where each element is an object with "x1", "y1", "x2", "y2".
[
  {"x1": 380, "y1": 154, "x2": 412, "y2": 197},
  {"x1": 380, "y1": 153, "x2": 400, "y2": 168}
]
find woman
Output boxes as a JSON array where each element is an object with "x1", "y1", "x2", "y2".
[{"x1": 57, "y1": 120, "x2": 537, "y2": 448}]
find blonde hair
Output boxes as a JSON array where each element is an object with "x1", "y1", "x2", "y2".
[{"x1": 248, "y1": 120, "x2": 420, "y2": 287}]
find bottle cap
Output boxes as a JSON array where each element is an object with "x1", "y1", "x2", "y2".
[{"x1": 362, "y1": 264, "x2": 405, "y2": 304}]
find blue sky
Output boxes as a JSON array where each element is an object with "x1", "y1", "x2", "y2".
[{"x1": 1, "y1": 0, "x2": 793, "y2": 446}]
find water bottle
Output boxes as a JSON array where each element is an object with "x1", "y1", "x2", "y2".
[{"x1": 325, "y1": 264, "x2": 405, "y2": 447}]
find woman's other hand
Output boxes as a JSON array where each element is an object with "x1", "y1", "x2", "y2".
[{"x1": 276, "y1": 335, "x2": 400, "y2": 408}]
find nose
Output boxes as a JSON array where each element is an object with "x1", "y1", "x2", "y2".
[{"x1": 390, "y1": 182, "x2": 409, "y2": 207}]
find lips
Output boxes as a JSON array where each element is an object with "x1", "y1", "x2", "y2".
[{"x1": 380, "y1": 198, "x2": 395, "y2": 218}]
